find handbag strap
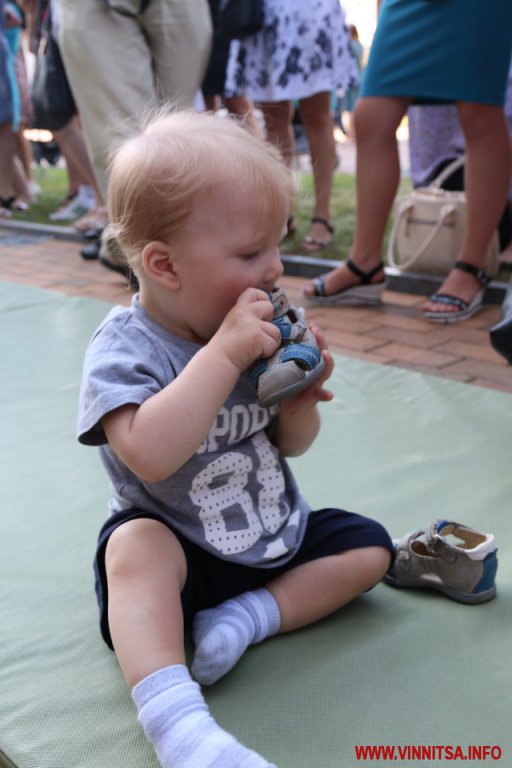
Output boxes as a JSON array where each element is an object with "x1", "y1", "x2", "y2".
[
  {"x1": 430, "y1": 156, "x2": 465, "y2": 189},
  {"x1": 386, "y1": 199, "x2": 457, "y2": 272}
]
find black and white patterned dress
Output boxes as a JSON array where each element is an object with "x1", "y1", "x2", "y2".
[{"x1": 224, "y1": 0, "x2": 358, "y2": 101}]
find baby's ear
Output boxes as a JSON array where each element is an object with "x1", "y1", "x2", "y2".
[{"x1": 142, "y1": 241, "x2": 180, "y2": 288}]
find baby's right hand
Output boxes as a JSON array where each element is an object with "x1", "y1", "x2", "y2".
[{"x1": 211, "y1": 288, "x2": 281, "y2": 372}]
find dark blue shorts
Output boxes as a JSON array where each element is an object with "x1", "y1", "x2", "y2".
[{"x1": 94, "y1": 508, "x2": 393, "y2": 649}]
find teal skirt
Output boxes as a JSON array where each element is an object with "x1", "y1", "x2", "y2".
[{"x1": 362, "y1": 0, "x2": 512, "y2": 106}]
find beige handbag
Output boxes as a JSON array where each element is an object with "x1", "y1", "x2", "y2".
[{"x1": 387, "y1": 157, "x2": 499, "y2": 276}]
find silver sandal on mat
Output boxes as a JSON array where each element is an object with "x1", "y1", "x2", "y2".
[{"x1": 385, "y1": 519, "x2": 497, "y2": 604}]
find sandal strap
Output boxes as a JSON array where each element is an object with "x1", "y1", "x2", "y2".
[
  {"x1": 429, "y1": 293, "x2": 468, "y2": 311},
  {"x1": 0, "y1": 195, "x2": 16, "y2": 210},
  {"x1": 311, "y1": 216, "x2": 334, "y2": 234},
  {"x1": 454, "y1": 260, "x2": 489, "y2": 287},
  {"x1": 346, "y1": 258, "x2": 385, "y2": 284},
  {"x1": 312, "y1": 275, "x2": 327, "y2": 297}
]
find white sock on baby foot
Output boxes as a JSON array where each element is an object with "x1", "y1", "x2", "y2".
[
  {"x1": 191, "y1": 588, "x2": 280, "y2": 686},
  {"x1": 132, "y1": 664, "x2": 277, "y2": 768}
]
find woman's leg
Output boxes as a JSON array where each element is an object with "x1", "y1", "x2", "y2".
[
  {"x1": 304, "y1": 96, "x2": 410, "y2": 297},
  {"x1": 261, "y1": 100, "x2": 295, "y2": 230},
  {"x1": 16, "y1": 123, "x2": 34, "y2": 183},
  {"x1": 0, "y1": 123, "x2": 16, "y2": 202},
  {"x1": 260, "y1": 99, "x2": 295, "y2": 164},
  {"x1": 298, "y1": 91, "x2": 337, "y2": 249},
  {"x1": 53, "y1": 116, "x2": 107, "y2": 230},
  {"x1": 422, "y1": 102, "x2": 511, "y2": 315},
  {"x1": 53, "y1": 116, "x2": 103, "y2": 205},
  {"x1": 10, "y1": 155, "x2": 31, "y2": 206},
  {"x1": 224, "y1": 94, "x2": 262, "y2": 137}
]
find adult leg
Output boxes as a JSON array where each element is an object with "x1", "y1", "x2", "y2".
[
  {"x1": 298, "y1": 91, "x2": 336, "y2": 250},
  {"x1": 54, "y1": 116, "x2": 102, "y2": 203},
  {"x1": 422, "y1": 102, "x2": 511, "y2": 317},
  {"x1": 59, "y1": 0, "x2": 212, "y2": 200},
  {"x1": 59, "y1": 2, "x2": 151, "y2": 200},
  {"x1": 260, "y1": 99, "x2": 295, "y2": 164},
  {"x1": 10, "y1": 155, "x2": 30, "y2": 205},
  {"x1": 224, "y1": 95, "x2": 262, "y2": 137},
  {"x1": 261, "y1": 100, "x2": 295, "y2": 230},
  {"x1": 106, "y1": 518, "x2": 275, "y2": 768},
  {"x1": 203, "y1": 94, "x2": 222, "y2": 111},
  {"x1": 144, "y1": 0, "x2": 212, "y2": 107},
  {"x1": 0, "y1": 121, "x2": 16, "y2": 202},
  {"x1": 15, "y1": 123, "x2": 35, "y2": 187},
  {"x1": 304, "y1": 96, "x2": 410, "y2": 298}
]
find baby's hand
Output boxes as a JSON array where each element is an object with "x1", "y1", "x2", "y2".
[
  {"x1": 279, "y1": 324, "x2": 335, "y2": 414},
  {"x1": 211, "y1": 288, "x2": 281, "y2": 372}
]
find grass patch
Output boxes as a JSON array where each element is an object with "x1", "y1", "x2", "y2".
[
  {"x1": 11, "y1": 165, "x2": 68, "y2": 225},
  {"x1": 280, "y1": 171, "x2": 412, "y2": 261},
  {"x1": 11, "y1": 165, "x2": 412, "y2": 262}
]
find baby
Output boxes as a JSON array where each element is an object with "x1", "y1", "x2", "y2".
[{"x1": 77, "y1": 109, "x2": 393, "y2": 768}]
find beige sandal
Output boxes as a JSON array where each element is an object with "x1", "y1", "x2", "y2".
[{"x1": 73, "y1": 206, "x2": 109, "y2": 234}]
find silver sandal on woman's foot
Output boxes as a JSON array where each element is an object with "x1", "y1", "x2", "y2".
[
  {"x1": 304, "y1": 258, "x2": 386, "y2": 306},
  {"x1": 422, "y1": 261, "x2": 490, "y2": 323}
]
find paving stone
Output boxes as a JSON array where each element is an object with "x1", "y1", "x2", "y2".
[
  {"x1": 376, "y1": 342, "x2": 461, "y2": 368},
  {"x1": 2, "y1": 232, "x2": 512, "y2": 393},
  {"x1": 433, "y1": 340, "x2": 507, "y2": 366}
]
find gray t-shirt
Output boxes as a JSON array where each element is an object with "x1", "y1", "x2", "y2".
[{"x1": 78, "y1": 296, "x2": 310, "y2": 567}]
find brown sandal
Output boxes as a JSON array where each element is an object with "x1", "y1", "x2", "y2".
[{"x1": 302, "y1": 217, "x2": 334, "y2": 252}]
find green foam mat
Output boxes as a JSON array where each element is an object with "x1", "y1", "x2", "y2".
[{"x1": 1, "y1": 283, "x2": 511, "y2": 768}]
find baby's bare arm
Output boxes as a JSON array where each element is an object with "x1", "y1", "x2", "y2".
[
  {"x1": 103, "y1": 289, "x2": 280, "y2": 482},
  {"x1": 274, "y1": 326, "x2": 334, "y2": 457}
]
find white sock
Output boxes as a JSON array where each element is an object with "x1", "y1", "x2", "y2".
[
  {"x1": 191, "y1": 589, "x2": 280, "y2": 686},
  {"x1": 132, "y1": 664, "x2": 277, "y2": 768}
]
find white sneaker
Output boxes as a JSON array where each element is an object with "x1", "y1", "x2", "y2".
[
  {"x1": 28, "y1": 181, "x2": 42, "y2": 200},
  {"x1": 77, "y1": 185, "x2": 95, "y2": 207},
  {"x1": 49, "y1": 189, "x2": 95, "y2": 221}
]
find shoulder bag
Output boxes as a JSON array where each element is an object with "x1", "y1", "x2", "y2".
[
  {"x1": 31, "y1": 33, "x2": 76, "y2": 131},
  {"x1": 218, "y1": 0, "x2": 264, "y2": 40},
  {"x1": 386, "y1": 157, "x2": 499, "y2": 277}
]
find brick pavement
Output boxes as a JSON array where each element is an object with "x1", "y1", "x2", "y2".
[{"x1": 1, "y1": 227, "x2": 511, "y2": 394}]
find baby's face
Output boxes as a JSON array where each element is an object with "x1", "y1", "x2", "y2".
[{"x1": 169, "y1": 184, "x2": 287, "y2": 341}]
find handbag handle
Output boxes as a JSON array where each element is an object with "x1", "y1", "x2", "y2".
[
  {"x1": 430, "y1": 155, "x2": 465, "y2": 189},
  {"x1": 386, "y1": 199, "x2": 456, "y2": 271}
]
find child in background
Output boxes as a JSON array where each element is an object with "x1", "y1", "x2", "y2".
[{"x1": 77, "y1": 109, "x2": 393, "y2": 768}]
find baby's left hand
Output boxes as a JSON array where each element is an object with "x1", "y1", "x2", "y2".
[{"x1": 279, "y1": 324, "x2": 334, "y2": 414}]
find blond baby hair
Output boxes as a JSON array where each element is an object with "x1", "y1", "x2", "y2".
[{"x1": 107, "y1": 109, "x2": 295, "y2": 274}]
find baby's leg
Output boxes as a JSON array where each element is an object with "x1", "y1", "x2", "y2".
[
  {"x1": 105, "y1": 518, "x2": 276, "y2": 768},
  {"x1": 192, "y1": 545, "x2": 391, "y2": 685},
  {"x1": 267, "y1": 546, "x2": 391, "y2": 633},
  {"x1": 192, "y1": 588, "x2": 280, "y2": 685}
]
